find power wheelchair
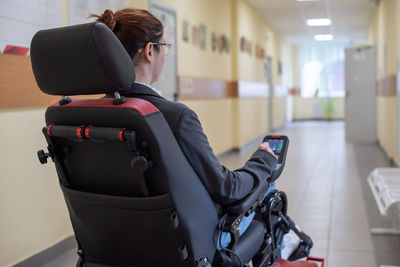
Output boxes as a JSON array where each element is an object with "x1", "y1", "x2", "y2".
[{"x1": 31, "y1": 22, "x2": 319, "y2": 267}]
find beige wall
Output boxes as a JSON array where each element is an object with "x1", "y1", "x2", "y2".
[
  {"x1": 273, "y1": 97, "x2": 287, "y2": 129},
  {"x1": 377, "y1": 97, "x2": 397, "y2": 159},
  {"x1": 383, "y1": 0, "x2": 398, "y2": 76},
  {"x1": 369, "y1": 0, "x2": 400, "y2": 166},
  {"x1": 292, "y1": 97, "x2": 344, "y2": 120},
  {"x1": 180, "y1": 99, "x2": 234, "y2": 155},
  {"x1": 0, "y1": 109, "x2": 73, "y2": 267},
  {"x1": 131, "y1": 0, "x2": 148, "y2": 10},
  {"x1": 157, "y1": 0, "x2": 234, "y2": 80},
  {"x1": 182, "y1": 97, "x2": 273, "y2": 152},
  {"x1": 373, "y1": 0, "x2": 399, "y2": 79},
  {"x1": 280, "y1": 41, "x2": 293, "y2": 88},
  {"x1": 235, "y1": 98, "x2": 269, "y2": 147},
  {"x1": 236, "y1": 0, "x2": 271, "y2": 83}
]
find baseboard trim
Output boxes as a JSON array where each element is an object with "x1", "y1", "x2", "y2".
[
  {"x1": 13, "y1": 235, "x2": 76, "y2": 267},
  {"x1": 390, "y1": 158, "x2": 398, "y2": 167},
  {"x1": 376, "y1": 140, "x2": 399, "y2": 168}
]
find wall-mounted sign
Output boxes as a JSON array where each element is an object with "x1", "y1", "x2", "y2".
[
  {"x1": 199, "y1": 24, "x2": 207, "y2": 50},
  {"x1": 211, "y1": 32, "x2": 217, "y2": 52},
  {"x1": 240, "y1": 36, "x2": 264, "y2": 59},
  {"x1": 192, "y1": 25, "x2": 199, "y2": 46}
]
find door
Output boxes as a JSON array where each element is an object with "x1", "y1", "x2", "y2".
[
  {"x1": 149, "y1": 1, "x2": 178, "y2": 101},
  {"x1": 345, "y1": 46, "x2": 376, "y2": 143}
]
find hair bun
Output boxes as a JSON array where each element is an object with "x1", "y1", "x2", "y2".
[{"x1": 99, "y1": 9, "x2": 116, "y2": 31}]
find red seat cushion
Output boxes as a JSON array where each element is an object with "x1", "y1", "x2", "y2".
[{"x1": 271, "y1": 259, "x2": 318, "y2": 267}]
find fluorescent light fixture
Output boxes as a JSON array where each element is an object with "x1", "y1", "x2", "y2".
[
  {"x1": 314, "y1": 34, "x2": 334, "y2": 41},
  {"x1": 307, "y1": 19, "x2": 331, "y2": 26},
  {"x1": 297, "y1": 0, "x2": 319, "y2": 2}
]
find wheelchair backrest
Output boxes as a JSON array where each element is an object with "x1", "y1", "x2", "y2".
[{"x1": 31, "y1": 22, "x2": 218, "y2": 266}]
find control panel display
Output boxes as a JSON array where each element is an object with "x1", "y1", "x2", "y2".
[
  {"x1": 268, "y1": 139, "x2": 284, "y2": 154},
  {"x1": 263, "y1": 135, "x2": 289, "y2": 181}
]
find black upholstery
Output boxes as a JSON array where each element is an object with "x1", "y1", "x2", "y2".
[
  {"x1": 45, "y1": 98, "x2": 219, "y2": 265},
  {"x1": 234, "y1": 221, "x2": 265, "y2": 263},
  {"x1": 30, "y1": 22, "x2": 135, "y2": 95},
  {"x1": 31, "y1": 22, "x2": 269, "y2": 266}
]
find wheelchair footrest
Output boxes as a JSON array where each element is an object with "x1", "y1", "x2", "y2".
[{"x1": 270, "y1": 259, "x2": 318, "y2": 267}]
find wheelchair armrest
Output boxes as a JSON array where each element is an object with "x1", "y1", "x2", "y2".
[{"x1": 224, "y1": 181, "x2": 270, "y2": 216}]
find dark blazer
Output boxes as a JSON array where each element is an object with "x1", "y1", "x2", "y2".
[{"x1": 122, "y1": 82, "x2": 277, "y2": 205}]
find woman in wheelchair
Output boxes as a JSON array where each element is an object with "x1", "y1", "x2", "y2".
[
  {"x1": 32, "y1": 7, "x2": 318, "y2": 267},
  {"x1": 91, "y1": 7, "x2": 280, "y2": 252}
]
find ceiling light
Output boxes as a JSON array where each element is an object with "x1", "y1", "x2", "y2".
[
  {"x1": 307, "y1": 19, "x2": 331, "y2": 26},
  {"x1": 296, "y1": 0, "x2": 319, "y2": 2},
  {"x1": 314, "y1": 34, "x2": 334, "y2": 41}
]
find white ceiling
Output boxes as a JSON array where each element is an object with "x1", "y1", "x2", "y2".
[{"x1": 245, "y1": 0, "x2": 376, "y2": 44}]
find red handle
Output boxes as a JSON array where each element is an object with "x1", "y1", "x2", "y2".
[
  {"x1": 306, "y1": 256, "x2": 325, "y2": 267},
  {"x1": 271, "y1": 135, "x2": 281, "y2": 138}
]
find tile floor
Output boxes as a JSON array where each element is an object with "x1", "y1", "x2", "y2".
[
  {"x1": 220, "y1": 121, "x2": 399, "y2": 267},
  {"x1": 38, "y1": 121, "x2": 400, "y2": 267}
]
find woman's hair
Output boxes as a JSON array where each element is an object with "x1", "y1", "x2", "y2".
[{"x1": 90, "y1": 8, "x2": 163, "y2": 59}]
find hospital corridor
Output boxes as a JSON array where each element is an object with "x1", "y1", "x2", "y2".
[{"x1": 1, "y1": 0, "x2": 400, "y2": 267}]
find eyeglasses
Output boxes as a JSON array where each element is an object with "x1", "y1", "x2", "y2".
[{"x1": 152, "y1": 42, "x2": 172, "y2": 55}]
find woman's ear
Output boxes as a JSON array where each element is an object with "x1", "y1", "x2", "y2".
[{"x1": 143, "y1": 42, "x2": 153, "y2": 63}]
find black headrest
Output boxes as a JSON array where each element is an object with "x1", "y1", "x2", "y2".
[{"x1": 30, "y1": 22, "x2": 135, "y2": 96}]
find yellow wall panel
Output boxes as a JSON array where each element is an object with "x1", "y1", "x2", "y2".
[
  {"x1": 273, "y1": 97, "x2": 286, "y2": 129},
  {"x1": 236, "y1": 98, "x2": 269, "y2": 147},
  {"x1": 369, "y1": 1, "x2": 400, "y2": 163},
  {"x1": 157, "y1": 0, "x2": 233, "y2": 80},
  {"x1": 236, "y1": 0, "x2": 272, "y2": 83},
  {"x1": 131, "y1": 0, "x2": 149, "y2": 10},
  {"x1": 377, "y1": 96, "x2": 397, "y2": 159},
  {"x1": 0, "y1": 109, "x2": 73, "y2": 267},
  {"x1": 384, "y1": 0, "x2": 398, "y2": 75},
  {"x1": 292, "y1": 97, "x2": 344, "y2": 120},
  {"x1": 181, "y1": 99, "x2": 234, "y2": 154}
]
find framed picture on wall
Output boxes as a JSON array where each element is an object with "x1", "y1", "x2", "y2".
[
  {"x1": 211, "y1": 32, "x2": 217, "y2": 52},
  {"x1": 221, "y1": 34, "x2": 227, "y2": 53},
  {"x1": 218, "y1": 35, "x2": 224, "y2": 53},
  {"x1": 199, "y1": 24, "x2": 206, "y2": 50},
  {"x1": 192, "y1": 25, "x2": 199, "y2": 46},
  {"x1": 240, "y1": 37, "x2": 246, "y2": 52},
  {"x1": 182, "y1": 20, "x2": 189, "y2": 42},
  {"x1": 255, "y1": 44, "x2": 260, "y2": 58},
  {"x1": 225, "y1": 38, "x2": 230, "y2": 54}
]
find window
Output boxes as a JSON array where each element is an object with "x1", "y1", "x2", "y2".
[
  {"x1": 301, "y1": 61, "x2": 323, "y2": 97},
  {"x1": 298, "y1": 44, "x2": 347, "y2": 98}
]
